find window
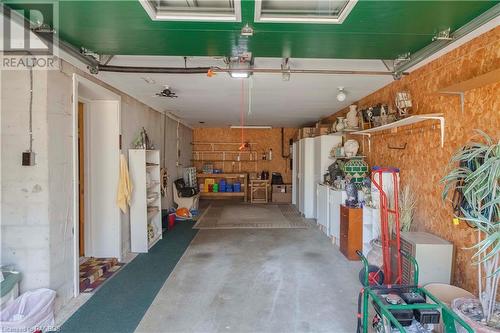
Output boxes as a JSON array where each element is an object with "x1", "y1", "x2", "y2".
[
  {"x1": 254, "y1": 0, "x2": 357, "y2": 24},
  {"x1": 140, "y1": 0, "x2": 241, "y2": 22}
]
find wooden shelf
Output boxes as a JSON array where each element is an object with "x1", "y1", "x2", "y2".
[
  {"x1": 197, "y1": 173, "x2": 247, "y2": 178},
  {"x1": 437, "y1": 68, "x2": 500, "y2": 113},
  {"x1": 191, "y1": 159, "x2": 259, "y2": 162},
  {"x1": 439, "y1": 68, "x2": 500, "y2": 93},
  {"x1": 200, "y1": 192, "x2": 245, "y2": 197}
]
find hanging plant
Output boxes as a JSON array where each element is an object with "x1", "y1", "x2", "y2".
[{"x1": 441, "y1": 129, "x2": 500, "y2": 327}]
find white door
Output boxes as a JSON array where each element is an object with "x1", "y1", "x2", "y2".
[{"x1": 85, "y1": 100, "x2": 121, "y2": 259}]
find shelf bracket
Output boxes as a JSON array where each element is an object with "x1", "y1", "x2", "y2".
[
  {"x1": 417, "y1": 115, "x2": 445, "y2": 147},
  {"x1": 359, "y1": 133, "x2": 371, "y2": 153},
  {"x1": 439, "y1": 91, "x2": 464, "y2": 113}
]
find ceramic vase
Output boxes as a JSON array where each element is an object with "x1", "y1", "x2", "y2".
[
  {"x1": 344, "y1": 139, "x2": 360, "y2": 157},
  {"x1": 346, "y1": 105, "x2": 359, "y2": 129},
  {"x1": 335, "y1": 117, "x2": 346, "y2": 132}
]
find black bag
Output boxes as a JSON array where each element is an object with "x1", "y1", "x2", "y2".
[{"x1": 174, "y1": 178, "x2": 198, "y2": 197}]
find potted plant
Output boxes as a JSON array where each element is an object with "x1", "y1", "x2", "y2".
[{"x1": 441, "y1": 130, "x2": 499, "y2": 330}]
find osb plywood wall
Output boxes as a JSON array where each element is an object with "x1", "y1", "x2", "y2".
[
  {"x1": 192, "y1": 128, "x2": 298, "y2": 183},
  {"x1": 323, "y1": 27, "x2": 500, "y2": 294}
]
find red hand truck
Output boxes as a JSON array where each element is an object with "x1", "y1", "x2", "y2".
[{"x1": 370, "y1": 167, "x2": 402, "y2": 285}]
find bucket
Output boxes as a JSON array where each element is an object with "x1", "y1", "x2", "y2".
[{"x1": 168, "y1": 214, "x2": 175, "y2": 230}]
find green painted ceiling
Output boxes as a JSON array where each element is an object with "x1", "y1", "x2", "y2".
[{"x1": 7, "y1": 0, "x2": 499, "y2": 59}]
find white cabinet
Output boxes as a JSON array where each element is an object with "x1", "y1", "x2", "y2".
[
  {"x1": 313, "y1": 135, "x2": 342, "y2": 218},
  {"x1": 328, "y1": 189, "x2": 347, "y2": 245},
  {"x1": 362, "y1": 206, "x2": 380, "y2": 256},
  {"x1": 316, "y1": 184, "x2": 330, "y2": 233},
  {"x1": 299, "y1": 138, "x2": 315, "y2": 218},
  {"x1": 129, "y1": 149, "x2": 163, "y2": 253}
]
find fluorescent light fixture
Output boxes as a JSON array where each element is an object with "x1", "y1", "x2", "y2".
[
  {"x1": 230, "y1": 71, "x2": 250, "y2": 78},
  {"x1": 230, "y1": 125, "x2": 272, "y2": 129}
]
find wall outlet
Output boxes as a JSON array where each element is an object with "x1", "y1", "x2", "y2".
[{"x1": 22, "y1": 151, "x2": 35, "y2": 166}]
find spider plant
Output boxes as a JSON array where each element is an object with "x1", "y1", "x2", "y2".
[{"x1": 441, "y1": 130, "x2": 499, "y2": 324}]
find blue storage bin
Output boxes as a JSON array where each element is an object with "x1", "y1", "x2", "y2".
[
  {"x1": 226, "y1": 184, "x2": 233, "y2": 192},
  {"x1": 234, "y1": 182, "x2": 241, "y2": 192},
  {"x1": 219, "y1": 179, "x2": 226, "y2": 192}
]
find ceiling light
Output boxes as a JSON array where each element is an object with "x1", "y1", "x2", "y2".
[
  {"x1": 336, "y1": 87, "x2": 347, "y2": 102},
  {"x1": 228, "y1": 55, "x2": 253, "y2": 79},
  {"x1": 230, "y1": 71, "x2": 250, "y2": 78},
  {"x1": 230, "y1": 125, "x2": 272, "y2": 129},
  {"x1": 155, "y1": 86, "x2": 177, "y2": 98}
]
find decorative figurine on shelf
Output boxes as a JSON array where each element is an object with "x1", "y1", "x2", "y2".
[
  {"x1": 395, "y1": 91, "x2": 412, "y2": 117},
  {"x1": 345, "y1": 179, "x2": 359, "y2": 207},
  {"x1": 346, "y1": 105, "x2": 359, "y2": 129},
  {"x1": 335, "y1": 116, "x2": 346, "y2": 132},
  {"x1": 132, "y1": 127, "x2": 153, "y2": 149},
  {"x1": 328, "y1": 160, "x2": 345, "y2": 181},
  {"x1": 344, "y1": 139, "x2": 360, "y2": 157},
  {"x1": 361, "y1": 177, "x2": 373, "y2": 207}
]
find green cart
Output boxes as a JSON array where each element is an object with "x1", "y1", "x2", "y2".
[{"x1": 356, "y1": 250, "x2": 473, "y2": 333}]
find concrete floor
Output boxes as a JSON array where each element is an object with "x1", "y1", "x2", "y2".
[{"x1": 136, "y1": 214, "x2": 361, "y2": 333}]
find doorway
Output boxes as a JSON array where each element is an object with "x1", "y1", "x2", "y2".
[
  {"x1": 73, "y1": 74, "x2": 122, "y2": 296},
  {"x1": 78, "y1": 102, "x2": 85, "y2": 258}
]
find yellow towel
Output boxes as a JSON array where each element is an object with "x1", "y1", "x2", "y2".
[{"x1": 117, "y1": 153, "x2": 133, "y2": 214}]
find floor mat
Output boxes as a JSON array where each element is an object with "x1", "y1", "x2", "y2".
[
  {"x1": 79, "y1": 258, "x2": 124, "y2": 293},
  {"x1": 193, "y1": 202, "x2": 308, "y2": 229},
  {"x1": 55, "y1": 221, "x2": 198, "y2": 333}
]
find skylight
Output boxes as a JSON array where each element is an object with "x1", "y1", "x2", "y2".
[
  {"x1": 140, "y1": 0, "x2": 241, "y2": 22},
  {"x1": 254, "y1": 0, "x2": 357, "y2": 24}
]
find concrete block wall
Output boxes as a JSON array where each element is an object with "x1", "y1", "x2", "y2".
[
  {"x1": 1, "y1": 60, "x2": 193, "y2": 311},
  {"x1": 1, "y1": 69, "x2": 52, "y2": 292}
]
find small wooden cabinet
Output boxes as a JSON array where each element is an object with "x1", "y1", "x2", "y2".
[{"x1": 339, "y1": 205, "x2": 363, "y2": 261}]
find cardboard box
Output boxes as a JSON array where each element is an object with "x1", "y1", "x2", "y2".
[
  {"x1": 286, "y1": 184, "x2": 293, "y2": 193},
  {"x1": 272, "y1": 184, "x2": 287, "y2": 193},
  {"x1": 300, "y1": 127, "x2": 315, "y2": 139},
  {"x1": 272, "y1": 192, "x2": 292, "y2": 203}
]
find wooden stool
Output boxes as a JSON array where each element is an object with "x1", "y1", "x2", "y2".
[{"x1": 250, "y1": 179, "x2": 269, "y2": 203}]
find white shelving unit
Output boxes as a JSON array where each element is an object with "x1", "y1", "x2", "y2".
[
  {"x1": 353, "y1": 113, "x2": 445, "y2": 152},
  {"x1": 129, "y1": 149, "x2": 162, "y2": 253}
]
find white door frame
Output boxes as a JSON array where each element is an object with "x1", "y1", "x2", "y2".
[{"x1": 72, "y1": 74, "x2": 122, "y2": 296}]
